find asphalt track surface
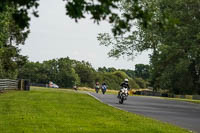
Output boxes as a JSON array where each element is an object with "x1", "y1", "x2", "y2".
[{"x1": 90, "y1": 92, "x2": 200, "y2": 133}]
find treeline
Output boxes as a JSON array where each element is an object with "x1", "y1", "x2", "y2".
[{"x1": 17, "y1": 57, "x2": 149, "y2": 90}]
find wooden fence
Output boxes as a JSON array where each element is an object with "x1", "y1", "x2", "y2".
[{"x1": 0, "y1": 79, "x2": 18, "y2": 91}]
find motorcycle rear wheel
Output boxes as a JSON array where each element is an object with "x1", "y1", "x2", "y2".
[{"x1": 119, "y1": 98, "x2": 124, "y2": 104}]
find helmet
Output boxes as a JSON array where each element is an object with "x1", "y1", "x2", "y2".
[{"x1": 124, "y1": 78, "x2": 128, "y2": 82}]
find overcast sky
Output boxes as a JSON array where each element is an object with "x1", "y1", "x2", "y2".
[{"x1": 20, "y1": 0, "x2": 150, "y2": 70}]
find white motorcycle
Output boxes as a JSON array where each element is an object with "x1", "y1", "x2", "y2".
[{"x1": 118, "y1": 87, "x2": 128, "y2": 104}]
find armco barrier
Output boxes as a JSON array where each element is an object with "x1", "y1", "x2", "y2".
[
  {"x1": 175, "y1": 95, "x2": 200, "y2": 100},
  {"x1": 185, "y1": 95, "x2": 193, "y2": 99},
  {"x1": 174, "y1": 95, "x2": 186, "y2": 99},
  {"x1": 140, "y1": 90, "x2": 162, "y2": 96},
  {"x1": 180, "y1": 95, "x2": 186, "y2": 99},
  {"x1": 135, "y1": 91, "x2": 200, "y2": 100},
  {"x1": 193, "y1": 95, "x2": 200, "y2": 100}
]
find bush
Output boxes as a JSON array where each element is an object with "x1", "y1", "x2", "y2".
[
  {"x1": 100, "y1": 71, "x2": 140, "y2": 90},
  {"x1": 102, "y1": 73, "x2": 121, "y2": 90},
  {"x1": 113, "y1": 71, "x2": 129, "y2": 80},
  {"x1": 129, "y1": 79, "x2": 140, "y2": 89},
  {"x1": 135, "y1": 78, "x2": 147, "y2": 88}
]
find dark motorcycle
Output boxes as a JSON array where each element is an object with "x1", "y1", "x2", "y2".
[
  {"x1": 95, "y1": 85, "x2": 100, "y2": 93},
  {"x1": 101, "y1": 85, "x2": 107, "y2": 95},
  {"x1": 118, "y1": 87, "x2": 128, "y2": 104}
]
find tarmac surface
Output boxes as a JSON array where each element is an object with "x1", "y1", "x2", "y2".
[{"x1": 90, "y1": 92, "x2": 200, "y2": 133}]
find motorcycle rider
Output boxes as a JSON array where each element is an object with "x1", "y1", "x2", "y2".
[
  {"x1": 118, "y1": 78, "x2": 130, "y2": 98},
  {"x1": 101, "y1": 82, "x2": 107, "y2": 94},
  {"x1": 95, "y1": 82, "x2": 100, "y2": 93},
  {"x1": 73, "y1": 83, "x2": 77, "y2": 91}
]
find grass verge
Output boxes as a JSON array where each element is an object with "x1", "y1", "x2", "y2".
[
  {"x1": 0, "y1": 87, "x2": 191, "y2": 133},
  {"x1": 162, "y1": 97, "x2": 200, "y2": 104}
]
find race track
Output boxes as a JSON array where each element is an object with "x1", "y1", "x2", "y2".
[{"x1": 90, "y1": 93, "x2": 200, "y2": 133}]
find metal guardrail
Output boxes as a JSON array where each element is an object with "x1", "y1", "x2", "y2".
[
  {"x1": 174, "y1": 95, "x2": 200, "y2": 100},
  {"x1": 0, "y1": 79, "x2": 18, "y2": 91},
  {"x1": 135, "y1": 90, "x2": 200, "y2": 100}
]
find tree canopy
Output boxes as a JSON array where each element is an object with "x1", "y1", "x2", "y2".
[
  {"x1": 0, "y1": 0, "x2": 151, "y2": 35},
  {"x1": 0, "y1": 4, "x2": 28, "y2": 79},
  {"x1": 98, "y1": 0, "x2": 200, "y2": 94}
]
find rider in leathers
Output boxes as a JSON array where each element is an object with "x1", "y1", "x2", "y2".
[{"x1": 118, "y1": 78, "x2": 130, "y2": 98}]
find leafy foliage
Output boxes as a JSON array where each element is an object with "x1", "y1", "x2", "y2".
[
  {"x1": 98, "y1": 67, "x2": 117, "y2": 73},
  {"x1": 0, "y1": 4, "x2": 28, "y2": 79},
  {"x1": 73, "y1": 60, "x2": 95, "y2": 87},
  {"x1": 0, "y1": 0, "x2": 39, "y2": 30},
  {"x1": 18, "y1": 57, "x2": 147, "y2": 89},
  {"x1": 135, "y1": 78, "x2": 147, "y2": 89},
  {"x1": 98, "y1": 0, "x2": 200, "y2": 94},
  {"x1": 0, "y1": 0, "x2": 151, "y2": 36},
  {"x1": 18, "y1": 58, "x2": 80, "y2": 88},
  {"x1": 134, "y1": 64, "x2": 150, "y2": 80},
  {"x1": 148, "y1": 0, "x2": 200, "y2": 94}
]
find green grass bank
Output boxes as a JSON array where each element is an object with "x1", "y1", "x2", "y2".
[{"x1": 0, "y1": 87, "x2": 190, "y2": 133}]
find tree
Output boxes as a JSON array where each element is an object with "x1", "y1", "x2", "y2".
[
  {"x1": 0, "y1": 0, "x2": 151, "y2": 36},
  {"x1": 148, "y1": 0, "x2": 200, "y2": 94},
  {"x1": 46, "y1": 58, "x2": 80, "y2": 88},
  {"x1": 0, "y1": 4, "x2": 28, "y2": 79},
  {"x1": 73, "y1": 60, "x2": 95, "y2": 87},
  {"x1": 100, "y1": 70, "x2": 139, "y2": 90},
  {"x1": 120, "y1": 69, "x2": 135, "y2": 79},
  {"x1": 18, "y1": 58, "x2": 81, "y2": 88},
  {"x1": 134, "y1": 78, "x2": 147, "y2": 88},
  {"x1": 98, "y1": 0, "x2": 200, "y2": 94},
  {"x1": 134, "y1": 64, "x2": 150, "y2": 80},
  {"x1": 18, "y1": 62, "x2": 48, "y2": 83},
  {"x1": 98, "y1": 67, "x2": 116, "y2": 73},
  {"x1": 0, "y1": 0, "x2": 39, "y2": 30}
]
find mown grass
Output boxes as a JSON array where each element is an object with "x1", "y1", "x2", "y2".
[{"x1": 0, "y1": 87, "x2": 191, "y2": 133}]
